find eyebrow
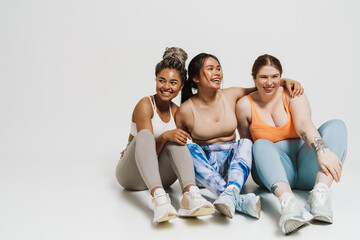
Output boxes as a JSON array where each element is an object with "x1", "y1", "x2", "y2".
[
  {"x1": 258, "y1": 74, "x2": 280, "y2": 76},
  {"x1": 159, "y1": 77, "x2": 179, "y2": 81}
]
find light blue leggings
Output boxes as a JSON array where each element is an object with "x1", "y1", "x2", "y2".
[
  {"x1": 187, "y1": 139, "x2": 253, "y2": 195},
  {"x1": 252, "y1": 119, "x2": 347, "y2": 191}
]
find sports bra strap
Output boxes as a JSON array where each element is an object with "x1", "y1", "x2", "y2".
[{"x1": 148, "y1": 96, "x2": 156, "y2": 111}]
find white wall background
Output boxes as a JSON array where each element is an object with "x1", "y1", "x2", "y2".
[{"x1": 1, "y1": 0, "x2": 359, "y2": 239}]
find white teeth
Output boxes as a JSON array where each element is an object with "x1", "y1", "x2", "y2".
[{"x1": 161, "y1": 91, "x2": 171, "y2": 96}]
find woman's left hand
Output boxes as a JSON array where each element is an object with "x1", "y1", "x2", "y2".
[
  {"x1": 317, "y1": 148, "x2": 343, "y2": 183},
  {"x1": 282, "y1": 78, "x2": 304, "y2": 97}
]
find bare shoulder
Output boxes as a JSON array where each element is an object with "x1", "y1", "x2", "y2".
[
  {"x1": 175, "y1": 99, "x2": 194, "y2": 130},
  {"x1": 236, "y1": 95, "x2": 251, "y2": 113},
  {"x1": 288, "y1": 91, "x2": 308, "y2": 106},
  {"x1": 176, "y1": 99, "x2": 192, "y2": 118},
  {"x1": 133, "y1": 96, "x2": 153, "y2": 120}
]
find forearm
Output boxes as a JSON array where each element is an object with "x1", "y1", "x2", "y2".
[
  {"x1": 155, "y1": 134, "x2": 168, "y2": 155},
  {"x1": 243, "y1": 87, "x2": 257, "y2": 95},
  {"x1": 280, "y1": 78, "x2": 286, "y2": 86},
  {"x1": 297, "y1": 120, "x2": 327, "y2": 154}
]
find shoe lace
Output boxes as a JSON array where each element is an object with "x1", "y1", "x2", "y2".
[
  {"x1": 280, "y1": 196, "x2": 295, "y2": 210},
  {"x1": 188, "y1": 189, "x2": 203, "y2": 200},
  {"x1": 312, "y1": 187, "x2": 328, "y2": 204},
  {"x1": 153, "y1": 193, "x2": 170, "y2": 207}
]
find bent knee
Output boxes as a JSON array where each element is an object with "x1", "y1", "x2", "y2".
[
  {"x1": 253, "y1": 139, "x2": 273, "y2": 151},
  {"x1": 137, "y1": 129, "x2": 153, "y2": 137},
  {"x1": 116, "y1": 175, "x2": 147, "y2": 191},
  {"x1": 320, "y1": 119, "x2": 347, "y2": 139},
  {"x1": 327, "y1": 119, "x2": 346, "y2": 130}
]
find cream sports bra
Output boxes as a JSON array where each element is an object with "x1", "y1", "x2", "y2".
[{"x1": 189, "y1": 92, "x2": 237, "y2": 141}]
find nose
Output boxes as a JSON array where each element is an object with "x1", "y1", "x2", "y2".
[{"x1": 164, "y1": 82, "x2": 171, "y2": 89}]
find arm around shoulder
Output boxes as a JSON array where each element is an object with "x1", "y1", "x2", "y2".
[{"x1": 224, "y1": 87, "x2": 257, "y2": 102}]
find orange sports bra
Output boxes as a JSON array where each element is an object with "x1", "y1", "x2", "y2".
[
  {"x1": 248, "y1": 90, "x2": 299, "y2": 142},
  {"x1": 189, "y1": 92, "x2": 237, "y2": 141}
]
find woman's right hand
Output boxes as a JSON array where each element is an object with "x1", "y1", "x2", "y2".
[
  {"x1": 317, "y1": 148, "x2": 343, "y2": 183},
  {"x1": 163, "y1": 129, "x2": 192, "y2": 146}
]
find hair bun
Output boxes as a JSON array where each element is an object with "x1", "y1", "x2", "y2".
[{"x1": 163, "y1": 47, "x2": 188, "y2": 66}]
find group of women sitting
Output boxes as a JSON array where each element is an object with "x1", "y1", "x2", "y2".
[{"x1": 116, "y1": 47, "x2": 347, "y2": 234}]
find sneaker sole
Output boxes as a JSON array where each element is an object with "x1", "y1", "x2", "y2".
[
  {"x1": 284, "y1": 219, "x2": 308, "y2": 234},
  {"x1": 154, "y1": 211, "x2": 178, "y2": 223},
  {"x1": 283, "y1": 212, "x2": 313, "y2": 234},
  {"x1": 214, "y1": 202, "x2": 233, "y2": 219},
  {"x1": 178, "y1": 205, "x2": 215, "y2": 217},
  {"x1": 253, "y1": 196, "x2": 261, "y2": 219},
  {"x1": 313, "y1": 215, "x2": 333, "y2": 224}
]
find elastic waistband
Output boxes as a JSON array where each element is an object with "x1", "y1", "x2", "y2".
[{"x1": 199, "y1": 140, "x2": 237, "y2": 151}]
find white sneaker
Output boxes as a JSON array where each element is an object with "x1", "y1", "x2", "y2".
[
  {"x1": 214, "y1": 188, "x2": 238, "y2": 219},
  {"x1": 308, "y1": 187, "x2": 333, "y2": 223},
  {"x1": 152, "y1": 188, "x2": 178, "y2": 223},
  {"x1": 279, "y1": 195, "x2": 313, "y2": 234},
  {"x1": 178, "y1": 186, "x2": 215, "y2": 217},
  {"x1": 236, "y1": 193, "x2": 261, "y2": 219}
]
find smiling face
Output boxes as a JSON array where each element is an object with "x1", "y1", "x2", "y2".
[
  {"x1": 196, "y1": 57, "x2": 223, "y2": 90},
  {"x1": 254, "y1": 65, "x2": 281, "y2": 95},
  {"x1": 155, "y1": 68, "x2": 183, "y2": 102}
]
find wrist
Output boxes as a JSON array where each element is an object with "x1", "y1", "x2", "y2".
[
  {"x1": 280, "y1": 78, "x2": 285, "y2": 86},
  {"x1": 161, "y1": 133, "x2": 167, "y2": 141},
  {"x1": 316, "y1": 147, "x2": 329, "y2": 157}
]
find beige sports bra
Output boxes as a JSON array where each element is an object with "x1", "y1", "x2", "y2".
[{"x1": 189, "y1": 92, "x2": 237, "y2": 141}]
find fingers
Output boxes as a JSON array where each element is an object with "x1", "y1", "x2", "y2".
[
  {"x1": 288, "y1": 82, "x2": 304, "y2": 97},
  {"x1": 292, "y1": 83, "x2": 300, "y2": 97},
  {"x1": 175, "y1": 138, "x2": 186, "y2": 146},
  {"x1": 286, "y1": 82, "x2": 294, "y2": 97},
  {"x1": 335, "y1": 161, "x2": 343, "y2": 181},
  {"x1": 294, "y1": 83, "x2": 304, "y2": 97},
  {"x1": 328, "y1": 164, "x2": 341, "y2": 183},
  {"x1": 178, "y1": 129, "x2": 192, "y2": 140},
  {"x1": 320, "y1": 164, "x2": 330, "y2": 177},
  {"x1": 175, "y1": 131, "x2": 189, "y2": 145}
]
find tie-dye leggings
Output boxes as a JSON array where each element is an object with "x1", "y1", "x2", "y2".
[{"x1": 187, "y1": 139, "x2": 253, "y2": 196}]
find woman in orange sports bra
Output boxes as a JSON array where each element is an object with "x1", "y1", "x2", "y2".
[
  {"x1": 175, "y1": 53, "x2": 303, "y2": 219},
  {"x1": 236, "y1": 54, "x2": 347, "y2": 234}
]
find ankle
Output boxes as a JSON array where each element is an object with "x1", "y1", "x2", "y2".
[
  {"x1": 226, "y1": 184, "x2": 240, "y2": 194},
  {"x1": 313, "y1": 183, "x2": 330, "y2": 193},
  {"x1": 182, "y1": 184, "x2": 195, "y2": 194},
  {"x1": 152, "y1": 187, "x2": 165, "y2": 197},
  {"x1": 279, "y1": 192, "x2": 294, "y2": 201}
]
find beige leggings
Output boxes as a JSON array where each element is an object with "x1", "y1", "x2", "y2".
[{"x1": 116, "y1": 129, "x2": 195, "y2": 193}]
